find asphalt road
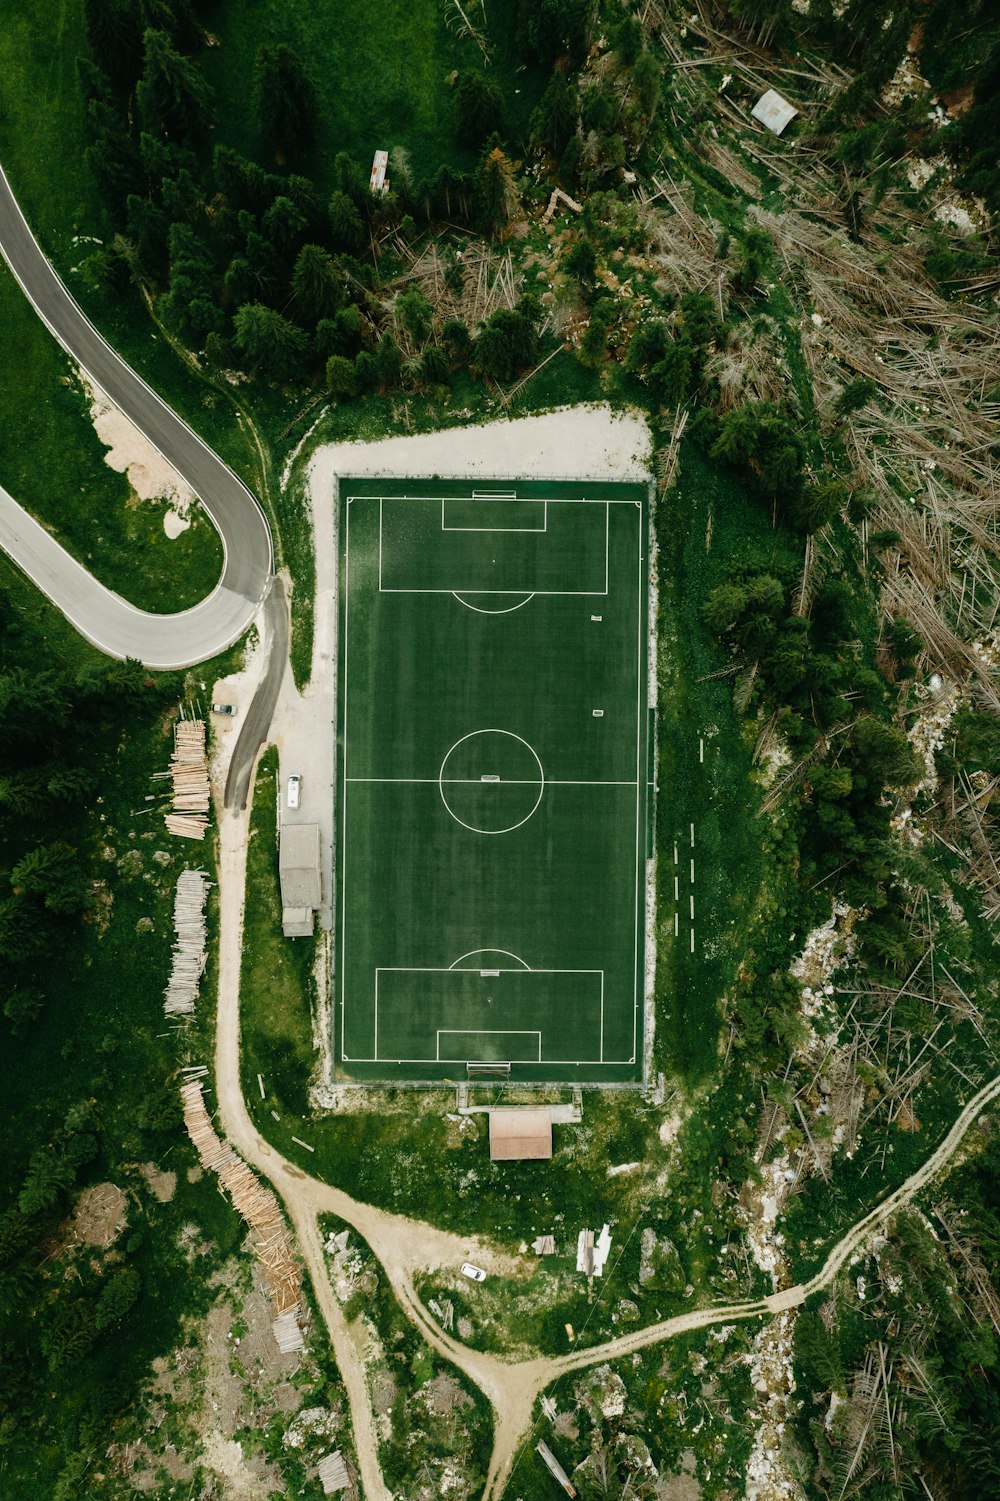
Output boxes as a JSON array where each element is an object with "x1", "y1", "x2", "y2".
[
  {"x1": 224, "y1": 576, "x2": 289, "y2": 810},
  {"x1": 0, "y1": 163, "x2": 273, "y2": 668}
]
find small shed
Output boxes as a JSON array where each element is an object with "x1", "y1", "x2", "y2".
[
  {"x1": 279, "y1": 824, "x2": 321, "y2": 937},
  {"x1": 369, "y1": 149, "x2": 389, "y2": 194},
  {"x1": 751, "y1": 88, "x2": 798, "y2": 136},
  {"x1": 489, "y1": 1109, "x2": 552, "y2": 1161}
]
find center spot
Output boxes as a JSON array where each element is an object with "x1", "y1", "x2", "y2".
[{"x1": 438, "y1": 729, "x2": 544, "y2": 835}]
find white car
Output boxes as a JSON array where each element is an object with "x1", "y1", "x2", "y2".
[
  {"x1": 286, "y1": 774, "x2": 301, "y2": 809},
  {"x1": 460, "y1": 1262, "x2": 486, "y2": 1282}
]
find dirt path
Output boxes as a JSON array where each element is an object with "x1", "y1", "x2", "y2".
[{"x1": 213, "y1": 800, "x2": 1000, "y2": 1501}]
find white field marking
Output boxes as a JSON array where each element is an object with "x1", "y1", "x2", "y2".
[
  {"x1": 632, "y1": 500, "x2": 643, "y2": 1065},
  {"x1": 690, "y1": 859, "x2": 695, "y2": 882},
  {"x1": 436, "y1": 1029, "x2": 541, "y2": 1063},
  {"x1": 606, "y1": 503, "x2": 611, "y2": 597},
  {"x1": 448, "y1": 947, "x2": 530, "y2": 969},
  {"x1": 373, "y1": 966, "x2": 604, "y2": 1062},
  {"x1": 600, "y1": 969, "x2": 606, "y2": 1063},
  {"x1": 372, "y1": 492, "x2": 611, "y2": 595},
  {"x1": 690, "y1": 822, "x2": 695, "y2": 846},
  {"x1": 674, "y1": 912, "x2": 679, "y2": 937},
  {"x1": 690, "y1": 895, "x2": 695, "y2": 920},
  {"x1": 471, "y1": 489, "x2": 517, "y2": 498},
  {"x1": 340, "y1": 495, "x2": 646, "y2": 1073},
  {"x1": 700, "y1": 736, "x2": 704, "y2": 763},
  {"x1": 690, "y1": 929, "x2": 695, "y2": 954},
  {"x1": 380, "y1": 587, "x2": 608, "y2": 597},
  {"x1": 339, "y1": 497, "x2": 353, "y2": 1062},
  {"x1": 451, "y1": 591, "x2": 535, "y2": 614},
  {"x1": 345, "y1": 777, "x2": 638, "y2": 786},
  {"x1": 674, "y1": 876, "x2": 679, "y2": 900},
  {"x1": 438, "y1": 728, "x2": 544, "y2": 835},
  {"x1": 440, "y1": 494, "x2": 547, "y2": 533},
  {"x1": 355, "y1": 1053, "x2": 609, "y2": 1065}
]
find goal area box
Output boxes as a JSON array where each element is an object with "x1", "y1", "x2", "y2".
[{"x1": 335, "y1": 477, "x2": 650, "y2": 1085}]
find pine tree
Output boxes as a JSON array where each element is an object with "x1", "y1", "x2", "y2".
[
  {"x1": 136, "y1": 28, "x2": 213, "y2": 142},
  {"x1": 475, "y1": 144, "x2": 519, "y2": 237},
  {"x1": 532, "y1": 73, "x2": 577, "y2": 156},
  {"x1": 261, "y1": 196, "x2": 308, "y2": 251},
  {"x1": 454, "y1": 71, "x2": 503, "y2": 147},
  {"x1": 233, "y1": 303, "x2": 309, "y2": 380},
  {"x1": 292, "y1": 244, "x2": 343, "y2": 323},
  {"x1": 328, "y1": 190, "x2": 365, "y2": 252},
  {"x1": 254, "y1": 44, "x2": 318, "y2": 161},
  {"x1": 83, "y1": 0, "x2": 142, "y2": 88}
]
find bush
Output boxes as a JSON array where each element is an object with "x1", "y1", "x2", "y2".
[{"x1": 326, "y1": 355, "x2": 357, "y2": 399}]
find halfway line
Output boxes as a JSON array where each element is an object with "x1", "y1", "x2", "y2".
[{"x1": 345, "y1": 776, "x2": 639, "y2": 786}]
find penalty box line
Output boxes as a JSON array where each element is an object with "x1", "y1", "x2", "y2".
[
  {"x1": 371, "y1": 967, "x2": 606, "y2": 1064},
  {"x1": 441, "y1": 493, "x2": 548, "y2": 534},
  {"x1": 375, "y1": 493, "x2": 613, "y2": 596}
]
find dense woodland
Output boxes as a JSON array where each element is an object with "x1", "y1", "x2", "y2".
[{"x1": 1, "y1": 0, "x2": 999, "y2": 1496}]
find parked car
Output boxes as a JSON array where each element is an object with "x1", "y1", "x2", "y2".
[
  {"x1": 212, "y1": 702, "x2": 237, "y2": 716},
  {"x1": 287, "y1": 774, "x2": 301, "y2": 809},
  {"x1": 460, "y1": 1262, "x2": 487, "y2": 1282}
]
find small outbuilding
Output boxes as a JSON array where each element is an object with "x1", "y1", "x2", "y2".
[
  {"x1": 279, "y1": 824, "x2": 321, "y2": 937},
  {"x1": 751, "y1": 88, "x2": 798, "y2": 136},
  {"x1": 488, "y1": 1109, "x2": 553, "y2": 1161}
]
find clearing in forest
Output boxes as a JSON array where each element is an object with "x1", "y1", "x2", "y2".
[{"x1": 335, "y1": 477, "x2": 650, "y2": 1083}]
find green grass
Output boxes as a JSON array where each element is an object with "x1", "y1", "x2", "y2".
[
  {"x1": 201, "y1": 0, "x2": 544, "y2": 194},
  {"x1": 0, "y1": 262, "x2": 224, "y2": 613},
  {"x1": 203, "y1": 0, "x2": 475, "y2": 185},
  {"x1": 0, "y1": 0, "x2": 103, "y2": 244},
  {"x1": 240, "y1": 747, "x2": 318, "y2": 1116},
  {"x1": 653, "y1": 440, "x2": 799, "y2": 1083},
  {"x1": 336, "y1": 478, "x2": 648, "y2": 1083}
]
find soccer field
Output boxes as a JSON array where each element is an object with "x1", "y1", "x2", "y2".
[{"x1": 335, "y1": 477, "x2": 650, "y2": 1084}]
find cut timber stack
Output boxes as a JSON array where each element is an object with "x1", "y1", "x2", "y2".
[
  {"x1": 272, "y1": 1309, "x2": 305, "y2": 1355},
  {"x1": 317, "y1": 1450, "x2": 351, "y2": 1494},
  {"x1": 164, "y1": 870, "x2": 209, "y2": 1016},
  {"x1": 180, "y1": 1081, "x2": 304, "y2": 1331},
  {"x1": 165, "y1": 719, "x2": 211, "y2": 840}
]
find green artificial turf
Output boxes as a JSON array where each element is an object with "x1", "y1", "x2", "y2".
[{"x1": 336, "y1": 478, "x2": 648, "y2": 1083}]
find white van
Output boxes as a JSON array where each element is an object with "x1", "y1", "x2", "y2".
[{"x1": 286, "y1": 774, "x2": 301, "y2": 809}]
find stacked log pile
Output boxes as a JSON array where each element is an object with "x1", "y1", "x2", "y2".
[
  {"x1": 180, "y1": 1081, "x2": 304, "y2": 1332},
  {"x1": 164, "y1": 870, "x2": 209, "y2": 1016},
  {"x1": 165, "y1": 719, "x2": 211, "y2": 839}
]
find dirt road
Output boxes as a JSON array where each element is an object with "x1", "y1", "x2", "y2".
[{"x1": 213, "y1": 800, "x2": 1000, "y2": 1501}]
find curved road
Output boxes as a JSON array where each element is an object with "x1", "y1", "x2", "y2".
[{"x1": 0, "y1": 164, "x2": 272, "y2": 669}]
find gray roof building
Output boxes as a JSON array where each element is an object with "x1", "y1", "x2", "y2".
[{"x1": 279, "y1": 824, "x2": 321, "y2": 936}]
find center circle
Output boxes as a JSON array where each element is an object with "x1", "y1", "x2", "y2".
[{"x1": 438, "y1": 729, "x2": 544, "y2": 835}]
